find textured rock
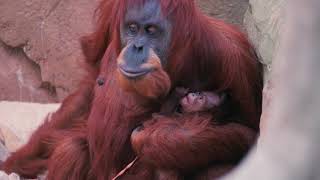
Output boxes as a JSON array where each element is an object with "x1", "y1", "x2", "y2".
[
  {"x1": 196, "y1": 0, "x2": 249, "y2": 28},
  {"x1": 0, "y1": 101, "x2": 60, "y2": 152},
  {"x1": 244, "y1": 0, "x2": 286, "y2": 133},
  {"x1": 0, "y1": 0, "x2": 99, "y2": 101},
  {"x1": 244, "y1": 0, "x2": 286, "y2": 80},
  {"x1": 0, "y1": 42, "x2": 58, "y2": 103}
]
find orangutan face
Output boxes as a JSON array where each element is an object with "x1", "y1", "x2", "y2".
[{"x1": 119, "y1": 0, "x2": 171, "y2": 79}]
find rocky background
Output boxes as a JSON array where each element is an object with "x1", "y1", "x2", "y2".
[
  {"x1": 244, "y1": 0, "x2": 285, "y2": 129},
  {"x1": 0, "y1": 0, "x2": 99, "y2": 103}
]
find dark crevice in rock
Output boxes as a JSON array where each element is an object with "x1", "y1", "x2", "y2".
[
  {"x1": 248, "y1": 2, "x2": 253, "y2": 14},
  {"x1": 40, "y1": 81, "x2": 58, "y2": 98},
  {"x1": 0, "y1": 40, "x2": 58, "y2": 102},
  {"x1": 0, "y1": 40, "x2": 25, "y2": 56}
]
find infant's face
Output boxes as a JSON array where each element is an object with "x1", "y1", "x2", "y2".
[
  {"x1": 180, "y1": 92, "x2": 207, "y2": 113},
  {"x1": 180, "y1": 91, "x2": 223, "y2": 113}
]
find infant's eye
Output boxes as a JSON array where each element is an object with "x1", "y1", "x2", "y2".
[
  {"x1": 196, "y1": 92, "x2": 203, "y2": 96},
  {"x1": 146, "y1": 25, "x2": 158, "y2": 35},
  {"x1": 128, "y1": 23, "x2": 139, "y2": 35}
]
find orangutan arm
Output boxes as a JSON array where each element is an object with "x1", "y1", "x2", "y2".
[{"x1": 131, "y1": 114, "x2": 256, "y2": 172}]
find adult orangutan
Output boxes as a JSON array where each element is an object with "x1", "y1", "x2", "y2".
[{"x1": 1, "y1": 0, "x2": 263, "y2": 180}]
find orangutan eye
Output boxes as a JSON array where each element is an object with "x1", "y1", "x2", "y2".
[
  {"x1": 128, "y1": 23, "x2": 139, "y2": 35},
  {"x1": 145, "y1": 25, "x2": 159, "y2": 36}
]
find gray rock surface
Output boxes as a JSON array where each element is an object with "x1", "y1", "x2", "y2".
[
  {"x1": 244, "y1": 0, "x2": 286, "y2": 132},
  {"x1": 196, "y1": 0, "x2": 249, "y2": 28},
  {"x1": 244, "y1": 0, "x2": 286, "y2": 80}
]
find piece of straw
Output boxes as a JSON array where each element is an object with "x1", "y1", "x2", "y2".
[{"x1": 112, "y1": 157, "x2": 139, "y2": 180}]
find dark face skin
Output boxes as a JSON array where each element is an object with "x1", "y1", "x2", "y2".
[{"x1": 119, "y1": 0, "x2": 171, "y2": 78}]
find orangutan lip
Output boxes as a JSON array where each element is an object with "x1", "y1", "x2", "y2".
[{"x1": 119, "y1": 66, "x2": 151, "y2": 78}]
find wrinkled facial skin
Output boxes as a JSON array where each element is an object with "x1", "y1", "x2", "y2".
[
  {"x1": 180, "y1": 92, "x2": 223, "y2": 113},
  {"x1": 119, "y1": 0, "x2": 171, "y2": 79}
]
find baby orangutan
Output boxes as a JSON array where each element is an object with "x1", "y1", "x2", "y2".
[
  {"x1": 159, "y1": 87, "x2": 225, "y2": 116},
  {"x1": 131, "y1": 88, "x2": 226, "y2": 180},
  {"x1": 180, "y1": 90, "x2": 225, "y2": 113}
]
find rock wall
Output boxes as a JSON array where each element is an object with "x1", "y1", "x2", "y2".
[
  {"x1": 244, "y1": 0, "x2": 286, "y2": 129},
  {"x1": 0, "y1": 0, "x2": 249, "y2": 103},
  {"x1": 0, "y1": 42, "x2": 57, "y2": 102},
  {"x1": 196, "y1": 0, "x2": 249, "y2": 28},
  {"x1": 0, "y1": 0, "x2": 99, "y2": 102},
  {"x1": 244, "y1": 0, "x2": 286, "y2": 81}
]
